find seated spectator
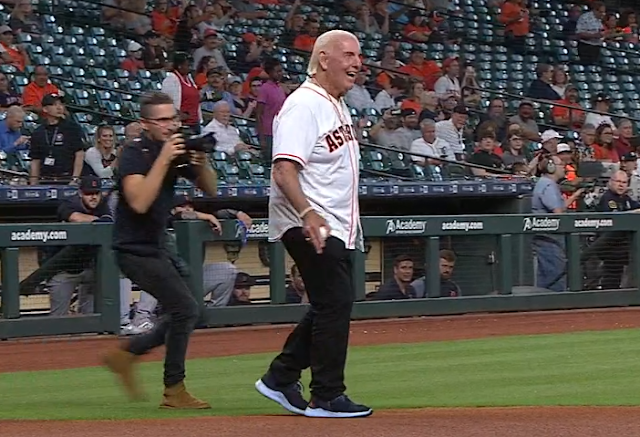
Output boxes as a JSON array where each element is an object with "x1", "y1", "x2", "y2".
[
  {"x1": 551, "y1": 84, "x2": 585, "y2": 129},
  {"x1": 0, "y1": 25, "x2": 29, "y2": 71},
  {"x1": 603, "y1": 13, "x2": 626, "y2": 41},
  {"x1": 22, "y1": 65, "x2": 60, "y2": 113},
  {"x1": 369, "y1": 255, "x2": 416, "y2": 301},
  {"x1": 619, "y1": 9, "x2": 639, "y2": 44},
  {"x1": 227, "y1": 76, "x2": 256, "y2": 117},
  {"x1": 142, "y1": 31, "x2": 167, "y2": 71},
  {"x1": 475, "y1": 98, "x2": 507, "y2": 142},
  {"x1": 404, "y1": 10, "x2": 431, "y2": 42},
  {"x1": 0, "y1": 72, "x2": 21, "y2": 110},
  {"x1": 245, "y1": 76, "x2": 262, "y2": 102},
  {"x1": 227, "y1": 272, "x2": 255, "y2": 306},
  {"x1": 418, "y1": 91, "x2": 445, "y2": 122},
  {"x1": 399, "y1": 49, "x2": 441, "y2": 91},
  {"x1": 410, "y1": 249, "x2": 461, "y2": 298},
  {"x1": 469, "y1": 131, "x2": 505, "y2": 176},
  {"x1": 230, "y1": 0, "x2": 268, "y2": 20},
  {"x1": 29, "y1": 94, "x2": 85, "y2": 185},
  {"x1": 400, "y1": 80, "x2": 424, "y2": 113},
  {"x1": 540, "y1": 129, "x2": 562, "y2": 155},
  {"x1": 120, "y1": 41, "x2": 145, "y2": 75},
  {"x1": 411, "y1": 118, "x2": 455, "y2": 165},
  {"x1": 345, "y1": 67, "x2": 374, "y2": 112},
  {"x1": 198, "y1": 2, "x2": 234, "y2": 37},
  {"x1": 285, "y1": 264, "x2": 308, "y2": 304},
  {"x1": 83, "y1": 125, "x2": 118, "y2": 179},
  {"x1": 0, "y1": 106, "x2": 28, "y2": 168},
  {"x1": 45, "y1": 176, "x2": 111, "y2": 316},
  {"x1": 563, "y1": 5, "x2": 582, "y2": 39},
  {"x1": 194, "y1": 56, "x2": 216, "y2": 88},
  {"x1": 551, "y1": 66, "x2": 569, "y2": 98},
  {"x1": 201, "y1": 101, "x2": 254, "y2": 155},
  {"x1": 374, "y1": 76, "x2": 405, "y2": 112},
  {"x1": 200, "y1": 66, "x2": 234, "y2": 114},
  {"x1": 615, "y1": 119, "x2": 635, "y2": 157},
  {"x1": 433, "y1": 57, "x2": 460, "y2": 101},
  {"x1": 9, "y1": 0, "x2": 41, "y2": 35},
  {"x1": 435, "y1": 104, "x2": 468, "y2": 160},
  {"x1": 576, "y1": 123, "x2": 596, "y2": 161},
  {"x1": 293, "y1": 19, "x2": 320, "y2": 52},
  {"x1": 499, "y1": 0, "x2": 529, "y2": 54},
  {"x1": 151, "y1": 0, "x2": 181, "y2": 39},
  {"x1": 501, "y1": 128, "x2": 539, "y2": 174},
  {"x1": 592, "y1": 123, "x2": 619, "y2": 163},
  {"x1": 193, "y1": 29, "x2": 229, "y2": 74},
  {"x1": 509, "y1": 101, "x2": 540, "y2": 141},
  {"x1": 372, "y1": 44, "x2": 405, "y2": 89},
  {"x1": 124, "y1": 121, "x2": 143, "y2": 144},
  {"x1": 526, "y1": 64, "x2": 561, "y2": 101},
  {"x1": 585, "y1": 93, "x2": 616, "y2": 133},
  {"x1": 355, "y1": 4, "x2": 388, "y2": 35},
  {"x1": 369, "y1": 108, "x2": 420, "y2": 152},
  {"x1": 123, "y1": 0, "x2": 153, "y2": 36},
  {"x1": 460, "y1": 64, "x2": 481, "y2": 107}
]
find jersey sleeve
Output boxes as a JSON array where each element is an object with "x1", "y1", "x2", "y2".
[{"x1": 272, "y1": 99, "x2": 320, "y2": 168}]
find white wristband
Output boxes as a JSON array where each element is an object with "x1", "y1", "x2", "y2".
[{"x1": 299, "y1": 206, "x2": 314, "y2": 219}]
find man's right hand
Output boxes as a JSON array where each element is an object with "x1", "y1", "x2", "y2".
[
  {"x1": 159, "y1": 134, "x2": 186, "y2": 166},
  {"x1": 302, "y1": 210, "x2": 330, "y2": 254}
]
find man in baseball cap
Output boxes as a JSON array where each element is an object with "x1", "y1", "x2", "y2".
[
  {"x1": 227, "y1": 272, "x2": 255, "y2": 306},
  {"x1": 541, "y1": 129, "x2": 562, "y2": 154}
]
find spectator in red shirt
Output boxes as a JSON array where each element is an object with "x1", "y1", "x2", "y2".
[
  {"x1": 398, "y1": 49, "x2": 441, "y2": 91},
  {"x1": 293, "y1": 19, "x2": 320, "y2": 52},
  {"x1": 120, "y1": 41, "x2": 145, "y2": 75},
  {"x1": 151, "y1": 0, "x2": 180, "y2": 38},
  {"x1": 404, "y1": 11, "x2": 431, "y2": 42},
  {"x1": 551, "y1": 84, "x2": 585, "y2": 130},
  {"x1": 0, "y1": 25, "x2": 29, "y2": 71},
  {"x1": 592, "y1": 123, "x2": 619, "y2": 163},
  {"x1": 22, "y1": 64, "x2": 60, "y2": 113}
]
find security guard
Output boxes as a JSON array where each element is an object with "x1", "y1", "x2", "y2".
[
  {"x1": 619, "y1": 152, "x2": 640, "y2": 201},
  {"x1": 592, "y1": 170, "x2": 640, "y2": 289}
]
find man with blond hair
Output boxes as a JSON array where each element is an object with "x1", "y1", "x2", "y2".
[{"x1": 254, "y1": 30, "x2": 372, "y2": 419}]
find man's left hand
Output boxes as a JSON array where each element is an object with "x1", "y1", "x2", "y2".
[
  {"x1": 237, "y1": 211, "x2": 252, "y2": 228},
  {"x1": 204, "y1": 213, "x2": 222, "y2": 233},
  {"x1": 189, "y1": 151, "x2": 208, "y2": 167}
]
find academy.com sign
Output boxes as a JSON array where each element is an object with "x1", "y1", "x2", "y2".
[
  {"x1": 385, "y1": 219, "x2": 427, "y2": 235},
  {"x1": 522, "y1": 217, "x2": 561, "y2": 232},
  {"x1": 10, "y1": 229, "x2": 68, "y2": 243},
  {"x1": 441, "y1": 220, "x2": 484, "y2": 232},
  {"x1": 573, "y1": 218, "x2": 614, "y2": 229}
]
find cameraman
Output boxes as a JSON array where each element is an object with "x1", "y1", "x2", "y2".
[
  {"x1": 591, "y1": 170, "x2": 640, "y2": 289},
  {"x1": 104, "y1": 91, "x2": 217, "y2": 409}
]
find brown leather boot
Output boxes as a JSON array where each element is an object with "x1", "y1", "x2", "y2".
[
  {"x1": 103, "y1": 349, "x2": 145, "y2": 401},
  {"x1": 160, "y1": 381, "x2": 211, "y2": 409}
]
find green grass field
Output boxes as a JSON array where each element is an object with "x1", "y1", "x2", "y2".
[{"x1": 3, "y1": 329, "x2": 640, "y2": 420}]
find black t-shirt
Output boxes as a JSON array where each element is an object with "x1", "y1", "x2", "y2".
[
  {"x1": 57, "y1": 194, "x2": 110, "y2": 222},
  {"x1": 112, "y1": 136, "x2": 198, "y2": 256},
  {"x1": 29, "y1": 119, "x2": 85, "y2": 179},
  {"x1": 469, "y1": 150, "x2": 505, "y2": 172},
  {"x1": 0, "y1": 91, "x2": 22, "y2": 108},
  {"x1": 371, "y1": 278, "x2": 416, "y2": 301}
]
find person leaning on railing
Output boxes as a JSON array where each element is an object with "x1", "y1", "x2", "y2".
[{"x1": 531, "y1": 155, "x2": 585, "y2": 293}]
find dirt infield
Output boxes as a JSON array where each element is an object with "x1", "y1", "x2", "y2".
[{"x1": 4, "y1": 307, "x2": 640, "y2": 436}]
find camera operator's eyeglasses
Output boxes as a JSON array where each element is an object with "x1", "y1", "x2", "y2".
[{"x1": 145, "y1": 115, "x2": 180, "y2": 124}]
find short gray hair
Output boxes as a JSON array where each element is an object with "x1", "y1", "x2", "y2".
[
  {"x1": 6, "y1": 105, "x2": 24, "y2": 119},
  {"x1": 420, "y1": 118, "x2": 436, "y2": 130},
  {"x1": 212, "y1": 100, "x2": 230, "y2": 111}
]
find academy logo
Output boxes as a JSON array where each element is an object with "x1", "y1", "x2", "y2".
[
  {"x1": 237, "y1": 221, "x2": 269, "y2": 239},
  {"x1": 522, "y1": 217, "x2": 561, "y2": 232},
  {"x1": 385, "y1": 219, "x2": 427, "y2": 235}
]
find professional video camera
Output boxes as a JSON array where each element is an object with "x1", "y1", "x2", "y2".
[
  {"x1": 180, "y1": 127, "x2": 217, "y2": 153},
  {"x1": 573, "y1": 161, "x2": 609, "y2": 210}
]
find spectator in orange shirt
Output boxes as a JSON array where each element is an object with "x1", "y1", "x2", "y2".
[
  {"x1": 22, "y1": 65, "x2": 60, "y2": 113},
  {"x1": 592, "y1": 123, "x2": 619, "y2": 162},
  {"x1": 398, "y1": 49, "x2": 441, "y2": 91},
  {"x1": 404, "y1": 11, "x2": 431, "y2": 42},
  {"x1": 194, "y1": 56, "x2": 217, "y2": 89},
  {"x1": 401, "y1": 80, "x2": 424, "y2": 113},
  {"x1": 120, "y1": 41, "x2": 145, "y2": 75},
  {"x1": 0, "y1": 25, "x2": 29, "y2": 71},
  {"x1": 151, "y1": 0, "x2": 180, "y2": 38},
  {"x1": 293, "y1": 19, "x2": 320, "y2": 52},
  {"x1": 499, "y1": 0, "x2": 530, "y2": 54},
  {"x1": 551, "y1": 84, "x2": 586, "y2": 130}
]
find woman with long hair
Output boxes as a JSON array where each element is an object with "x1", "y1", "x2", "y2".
[
  {"x1": 83, "y1": 125, "x2": 118, "y2": 178},
  {"x1": 551, "y1": 67, "x2": 569, "y2": 98},
  {"x1": 592, "y1": 123, "x2": 619, "y2": 162},
  {"x1": 194, "y1": 55, "x2": 217, "y2": 88},
  {"x1": 400, "y1": 80, "x2": 424, "y2": 113}
]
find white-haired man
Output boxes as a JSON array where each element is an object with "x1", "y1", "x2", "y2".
[{"x1": 254, "y1": 30, "x2": 372, "y2": 419}]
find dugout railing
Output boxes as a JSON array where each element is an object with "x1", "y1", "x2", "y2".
[{"x1": 1, "y1": 213, "x2": 640, "y2": 339}]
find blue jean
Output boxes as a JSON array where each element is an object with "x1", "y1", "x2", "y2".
[{"x1": 533, "y1": 238, "x2": 566, "y2": 292}]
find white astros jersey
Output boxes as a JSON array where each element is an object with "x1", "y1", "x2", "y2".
[{"x1": 268, "y1": 80, "x2": 363, "y2": 250}]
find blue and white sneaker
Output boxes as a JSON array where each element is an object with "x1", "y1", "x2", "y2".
[
  {"x1": 255, "y1": 376, "x2": 308, "y2": 415},
  {"x1": 304, "y1": 394, "x2": 373, "y2": 418}
]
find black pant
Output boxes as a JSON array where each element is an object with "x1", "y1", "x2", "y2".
[
  {"x1": 267, "y1": 227, "x2": 355, "y2": 401},
  {"x1": 115, "y1": 250, "x2": 199, "y2": 387},
  {"x1": 578, "y1": 41, "x2": 601, "y2": 65},
  {"x1": 600, "y1": 260, "x2": 625, "y2": 290}
]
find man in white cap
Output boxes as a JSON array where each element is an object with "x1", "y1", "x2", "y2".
[
  {"x1": 120, "y1": 41, "x2": 144, "y2": 74},
  {"x1": 254, "y1": 29, "x2": 372, "y2": 419}
]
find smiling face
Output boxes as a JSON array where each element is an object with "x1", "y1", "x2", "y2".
[{"x1": 319, "y1": 34, "x2": 362, "y2": 96}]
